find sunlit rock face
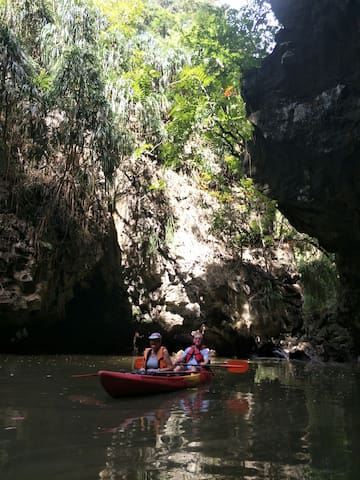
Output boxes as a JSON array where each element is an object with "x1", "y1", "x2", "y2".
[
  {"x1": 243, "y1": 0, "x2": 360, "y2": 352},
  {"x1": 114, "y1": 160, "x2": 302, "y2": 357}
]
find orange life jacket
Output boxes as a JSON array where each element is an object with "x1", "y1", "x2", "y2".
[
  {"x1": 143, "y1": 346, "x2": 167, "y2": 369},
  {"x1": 184, "y1": 345, "x2": 206, "y2": 363}
]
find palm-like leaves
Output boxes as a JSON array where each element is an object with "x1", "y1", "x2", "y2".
[{"x1": 0, "y1": 23, "x2": 43, "y2": 176}]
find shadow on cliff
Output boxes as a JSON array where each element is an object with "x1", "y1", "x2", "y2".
[
  {"x1": 0, "y1": 221, "x2": 133, "y2": 355},
  {"x1": 167, "y1": 257, "x2": 302, "y2": 358}
]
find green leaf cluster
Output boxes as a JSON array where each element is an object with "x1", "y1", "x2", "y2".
[
  {"x1": 209, "y1": 177, "x2": 281, "y2": 256},
  {"x1": 295, "y1": 245, "x2": 339, "y2": 316}
]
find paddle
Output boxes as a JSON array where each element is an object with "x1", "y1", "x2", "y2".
[
  {"x1": 178, "y1": 360, "x2": 249, "y2": 374},
  {"x1": 72, "y1": 358, "x2": 145, "y2": 377},
  {"x1": 71, "y1": 370, "x2": 193, "y2": 378},
  {"x1": 133, "y1": 357, "x2": 249, "y2": 373},
  {"x1": 72, "y1": 358, "x2": 145, "y2": 376},
  {"x1": 72, "y1": 359, "x2": 249, "y2": 378},
  {"x1": 218, "y1": 360, "x2": 249, "y2": 373}
]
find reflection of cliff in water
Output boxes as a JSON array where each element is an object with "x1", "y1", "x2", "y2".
[{"x1": 249, "y1": 363, "x2": 310, "y2": 476}]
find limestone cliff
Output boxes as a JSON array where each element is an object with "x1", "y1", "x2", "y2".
[
  {"x1": 5, "y1": 0, "x2": 356, "y2": 358},
  {"x1": 1, "y1": 164, "x2": 303, "y2": 357},
  {"x1": 243, "y1": 0, "x2": 360, "y2": 355},
  {"x1": 0, "y1": 177, "x2": 132, "y2": 353},
  {"x1": 113, "y1": 158, "x2": 302, "y2": 357}
]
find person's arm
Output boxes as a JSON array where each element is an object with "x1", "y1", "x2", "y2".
[
  {"x1": 180, "y1": 348, "x2": 190, "y2": 363},
  {"x1": 173, "y1": 348, "x2": 189, "y2": 370},
  {"x1": 160, "y1": 347, "x2": 174, "y2": 371},
  {"x1": 138, "y1": 350, "x2": 147, "y2": 371},
  {"x1": 200, "y1": 348, "x2": 210, "y2": 366}
]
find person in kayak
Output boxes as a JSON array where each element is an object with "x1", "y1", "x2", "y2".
[
  {"x1": 141, "y1": 332, "x2": 173, "y2": 373},
  {"x1": 174, "y1": 331, "x2": 210, "y2": 372}
]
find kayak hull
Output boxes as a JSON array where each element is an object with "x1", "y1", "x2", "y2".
[{"x1": 98, "y1": 370, "x2": 212, "y2": 398}]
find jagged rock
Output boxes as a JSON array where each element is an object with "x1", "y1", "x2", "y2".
[
  {"x1": 243, "y1": 0, "x2": 360, "y2": 354},
  {"x1": 0, "y1": 213, "x2": 39, "y2": 323}
]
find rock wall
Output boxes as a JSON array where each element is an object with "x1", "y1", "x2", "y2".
[
  {"x1": 0, "y1": 178, "x2": 132, "y2": 353},
  {"x1": 0, "y1": 162, "x2": 303, "y2": 357},
  {"x1": 114, "y1": 159, "x2": 302, "y2": 357},
  {"x1": 243, "y1": 0, "x2": 360, "y2": 354}
]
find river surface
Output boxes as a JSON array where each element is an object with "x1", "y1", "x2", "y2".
[{"x1": 0, "y1": 355, "x2": 359, "y2": 480}]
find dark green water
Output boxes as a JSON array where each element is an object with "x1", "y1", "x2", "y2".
[{"x1": 0, "y1": 355, "x2": 358, "y2": 479}]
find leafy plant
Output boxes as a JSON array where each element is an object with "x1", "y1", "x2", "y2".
[
  {"x1": 161, "y1": 1, "x2": 277, "y2": 171},
  {"x1": 296, "y1": 249, "x2": 339, "y2": 315}
]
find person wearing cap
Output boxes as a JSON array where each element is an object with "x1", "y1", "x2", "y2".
[
  {"x1": 142, "y1": 332, "x2": 173, "y2": 372},
  {"x1": 174, "y1": 331, "x2": 210, "y2": 372}
]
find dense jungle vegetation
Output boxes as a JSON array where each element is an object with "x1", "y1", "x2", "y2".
[{"x1": 0, "y1": 0, "x2": 338, "y2": 318}]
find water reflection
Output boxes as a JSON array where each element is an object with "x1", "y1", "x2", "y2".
[
  {"x1": 95, "y1": 362, "x2": 359, "y2": 480},
  {"x1": 98, "y1": 386, "x2": 245, "y2": 479},
  {"x1": 0, "y1": 356, "x2": 359, "y2": 480},
  {"x1": 97, "y1": 370, "x2": 309, "y2": 480}
]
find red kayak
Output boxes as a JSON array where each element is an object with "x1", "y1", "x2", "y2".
[{"x1": 98, "y1": 369, "x2": 213, "y2": 398}]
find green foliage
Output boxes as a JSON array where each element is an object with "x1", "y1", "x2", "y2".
[
  {"x1": 49, "y1": 46, "x2": 120, "y2": 177},
  {"x1": 0, "y1": 0, "x2": 132, "y2": 259},
  {"x1": 160, "y1": 1, "x2": 275, "y2": 172},
  {"x1": 296, "y1": 249, "x2": 339, "y2": 315},
  {"x1": 209, "y1": 177, "x2": 279, "y2": 255},
  {"x1": 0, "y1": 0, "x2": 52, "y2": 60},
  {"x1": 233, "y1": 0, "x2": 278, "y2": 67},
  {"x1": 148, "y1": 178, "x2": 166, "y2": 192},
  {"x1": 164, "y1": 214, "x2": 175, "y2": 246},
  {"x1": 93, "y1": 0, "x2": 147, "y2": 38},
  {"x1": 0, "y1": 22, "x2": 43, "y2": 176},
  {"x1": 147, "y1": 228, "x2": 161, "y2": 256},
  {"x1": 1, "y1": 0, "x2": 279, "y2": 183},
  {"x1": 146, "y1": 212, "x2": 176, "y2": 257}
]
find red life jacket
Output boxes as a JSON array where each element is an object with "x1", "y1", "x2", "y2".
[
  {"x1": 143, "y1": 346, "x2": 167, "y2": 369},
  {"x1": 184, "y1": 345, "x2": 206, "y2": 363}
]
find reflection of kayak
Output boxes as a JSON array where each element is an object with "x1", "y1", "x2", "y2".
[
  {"x1": 97, "y1": 385, "x2": 211, "y2": 433},
  {"x1": 98, "y1": 370, "x2": 213, "y2": 398}
]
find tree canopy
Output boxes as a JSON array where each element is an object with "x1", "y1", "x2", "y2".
[{"x1": 1, "y1": 0, "x2": 278, "y2": 179}]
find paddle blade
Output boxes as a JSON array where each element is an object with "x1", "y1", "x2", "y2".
[
  {"x1": 207, "y1": 360, "x2": 249, "y2": 373},
  {"x1": 225, "y1": 360, "x2": 249, "y2": 373},
  {"x1": 226, "y1": 365, "x2": 249, "y2": 373},
  {"x1": 133, "y1": 357, "x2": 143, "y2": 369}
]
